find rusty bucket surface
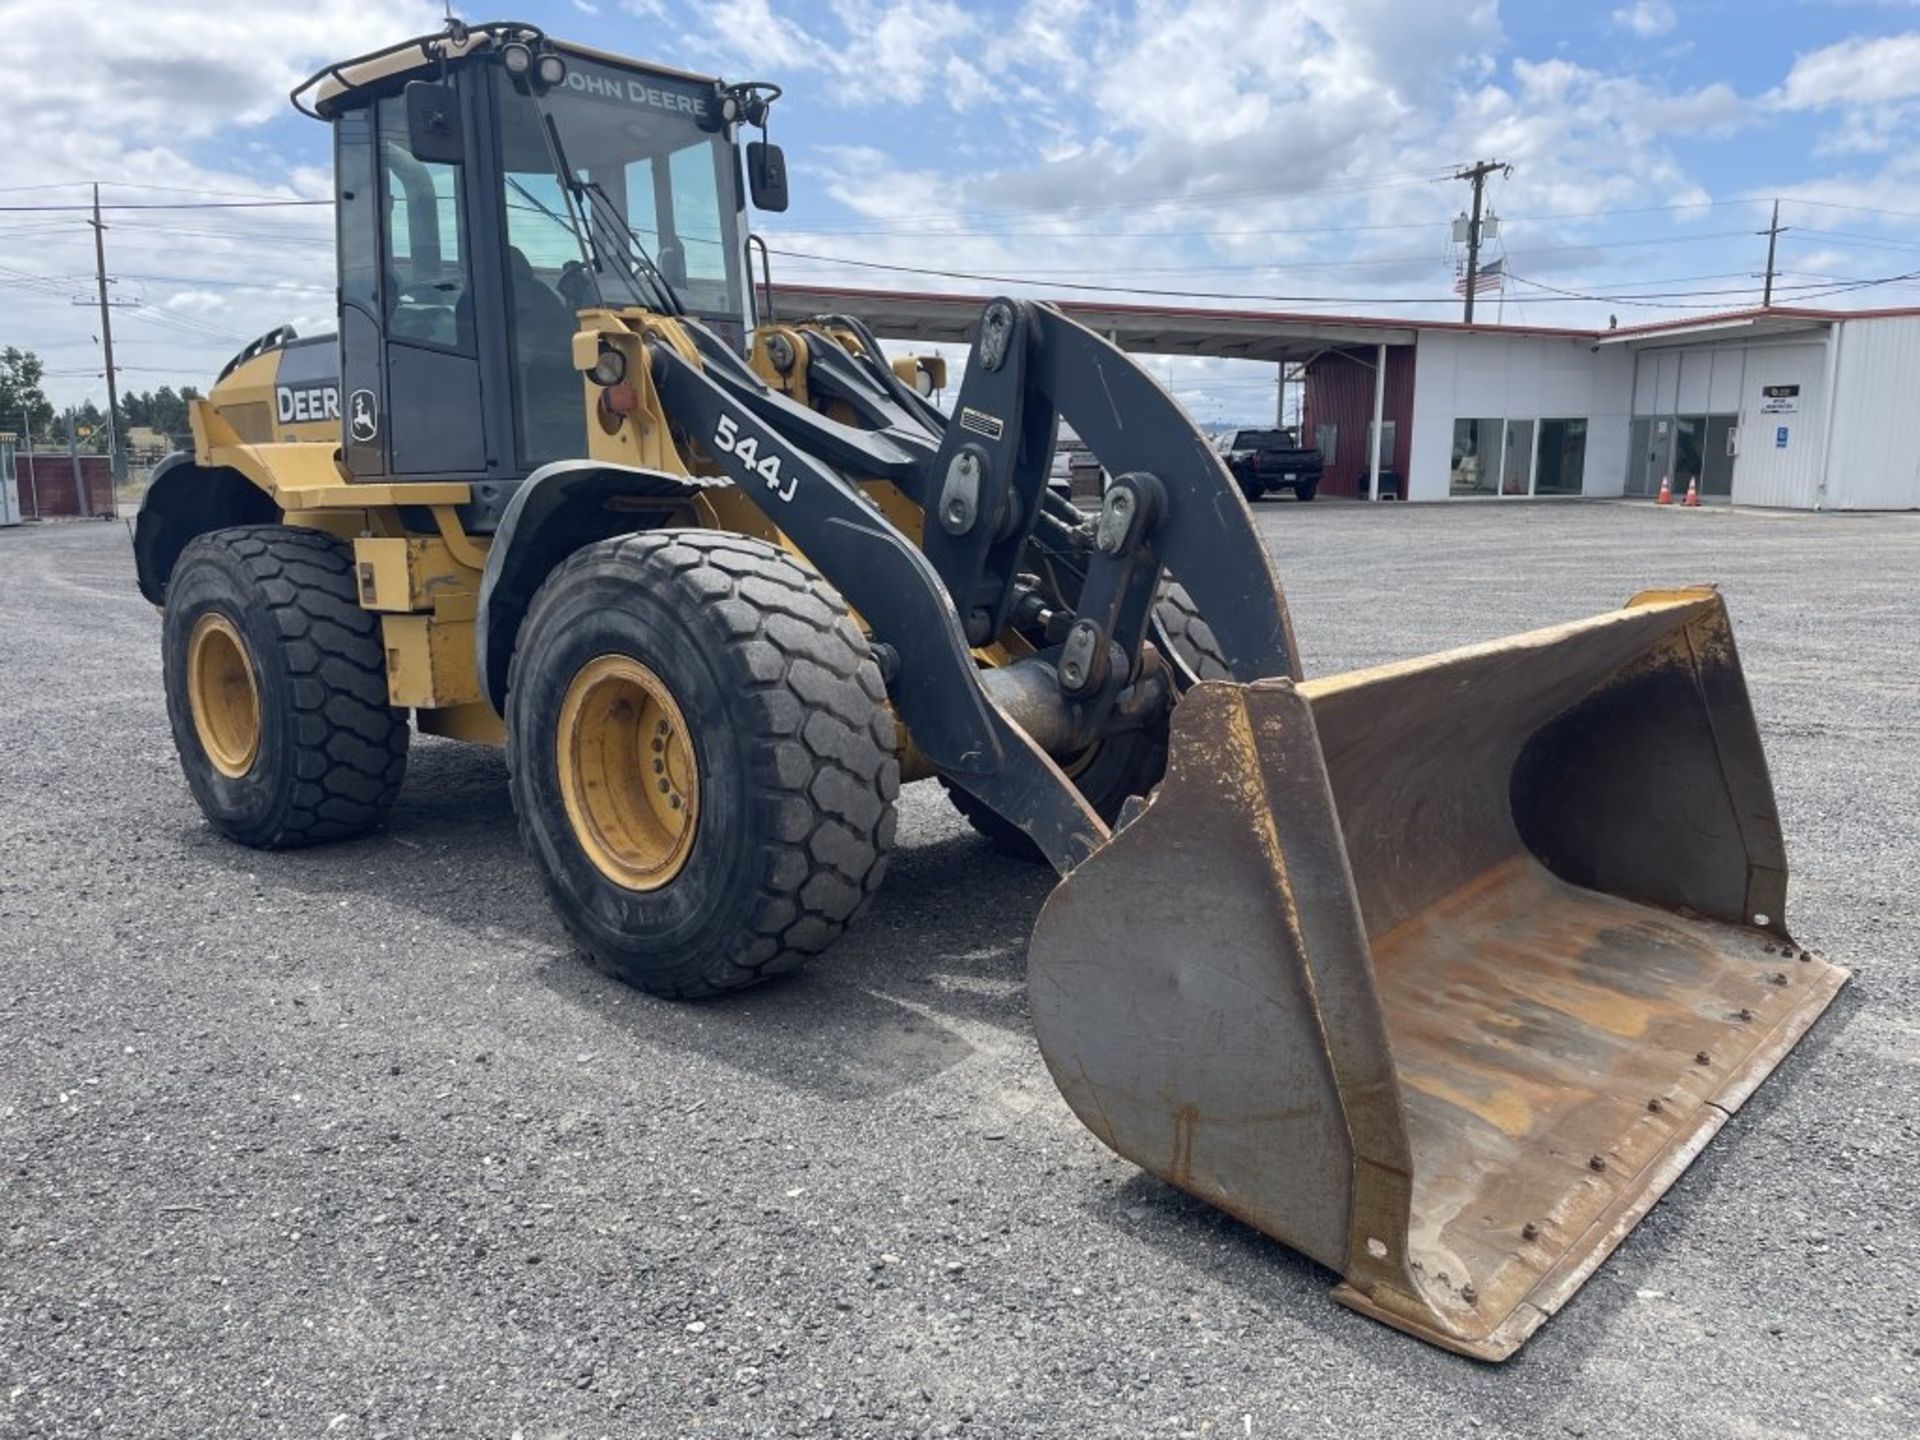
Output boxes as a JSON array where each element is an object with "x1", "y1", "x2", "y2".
[{"x1": 1028, "y1": 589, "x2": 1846, "y2": 1360}]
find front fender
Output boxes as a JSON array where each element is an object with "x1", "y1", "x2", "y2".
[
  {"x1": 474, "y1": 461, "x2": 726, "y2": 712},
  {"x1": 133, "y1": 453, "x2": 279, "y2": 604}
]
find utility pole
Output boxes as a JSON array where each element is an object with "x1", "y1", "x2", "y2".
[
  {"x1": 1454, "y1": 159, "x2": 1508, "y2": 324},
  {"x1": 88, "y1": 183, "x2": 125, "y2": 487},
  {"x1": 1759, "y1": 198, "x2": 1786, "y2": 308},
  {"x1": 66, "y1": 408, "x2": 88, "y2": 519},
  {"x1": 20, "y1": 410, "x2": 37, "y2": 518}
]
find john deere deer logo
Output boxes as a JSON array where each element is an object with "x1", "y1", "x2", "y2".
[{"x1": 348, "y1": 389, "x2": 378, "y2": 443}]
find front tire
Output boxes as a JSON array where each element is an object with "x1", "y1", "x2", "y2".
[
  {"x1": 162, "y1": 525, "x2": 409, "y2": 848},
  {"x1": 506, "y1": 531, "x2": 898, "y2": 999}
]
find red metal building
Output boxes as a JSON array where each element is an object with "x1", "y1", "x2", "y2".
[{"x1": 1300, "y1": 346, "x2": 1416, "y2": 498}]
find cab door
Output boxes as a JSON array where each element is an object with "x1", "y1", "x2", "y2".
[{"x1": 334, "y1": 87, "x2": 488, "y2": 479}]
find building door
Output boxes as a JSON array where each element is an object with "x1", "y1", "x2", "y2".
[
  {"x1": 1626, "y1": 416, "x2": 1666, "y2": 496},
  {"x1": 1702, "y1": 415, "x2": 1737, "y2": 499},
  {"x1": 1671, "y1": 415, "x2": 1707, "y2": 498}
]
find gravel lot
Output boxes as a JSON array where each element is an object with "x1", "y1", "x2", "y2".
[{"x1": 2, "y1": 502, "x2": 1915, "y2": 1439}]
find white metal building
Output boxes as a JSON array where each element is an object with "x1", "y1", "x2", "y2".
[
  {"x1": 1312, "y1": 305, "x2": 1920, "y2": 508},
  {"x1": 770, "y1": 285, "x2": 1920, "y2": 510}
]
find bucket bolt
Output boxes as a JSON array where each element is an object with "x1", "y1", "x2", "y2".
[{"x1": 1588, "y1": 1155, "x2": 1608, "y2": 1173}]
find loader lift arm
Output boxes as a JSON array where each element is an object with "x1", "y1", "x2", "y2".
[
  {"x1": 649, "y1": 339, "x2": 1108, "y2": 872},
  {"x1": 652, "y1": 299, "x2": 1299, "y2": 870}
]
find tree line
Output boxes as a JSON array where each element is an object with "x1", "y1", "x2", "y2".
[{"x1": 2, "y1": 345, "x2": 202, "y2": 454}]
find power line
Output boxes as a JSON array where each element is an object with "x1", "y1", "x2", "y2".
[{"x1": 0, "y1": 199, "x2": 330, "y2": 213}]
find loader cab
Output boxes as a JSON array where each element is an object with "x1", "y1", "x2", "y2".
[{"x1": 314, "y1": 27, "x2": 768, "y2": 525}]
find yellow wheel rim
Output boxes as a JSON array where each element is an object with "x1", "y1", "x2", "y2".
[
  {"x1": 186, "y1": 611, "x2": 262, "y2": 779},
  {"x1": 557, "y1": 654, "x2": 700, "y2": 891}
]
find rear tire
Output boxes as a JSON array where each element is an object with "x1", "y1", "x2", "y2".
[
  {"x1": 162, "y1": 525, "x2": 409, "y2": 848},
  {"x1": 1294, "y1": 480, "x2": 1319, "y2": 502},
  {"x1": 506, "y1": 531, "x2": 899, "y2": 999}
]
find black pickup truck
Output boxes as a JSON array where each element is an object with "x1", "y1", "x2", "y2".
[{"x1": 1213, "y1": 428, "x2": 1323, "y2": 502}]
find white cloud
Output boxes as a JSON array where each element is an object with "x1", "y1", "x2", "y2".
[
  {"x1": 1768, "y1": 32, "x2": 1920, "y2": 161},
  {"x1": 1611, "y1": 1, "x2": 1676, "y2": 39},
  {"x1": 1775, "y1": 32, "x2": 1920, "y2": 110},
  {"x1": 0, "y1": 0, "x2": 442, "y2": 407},
  {"x1": 691, "y1": 0, "x2": 977, "y2": 104}
]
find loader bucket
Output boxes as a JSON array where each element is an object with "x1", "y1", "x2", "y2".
[{"x1": 1028, "y1": 588, "x2": 1846, "y2": 1360}]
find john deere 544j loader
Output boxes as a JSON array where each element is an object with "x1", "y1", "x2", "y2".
[{"x1": 135, "y1": 20, "x2": 1845, "y2": 1360}]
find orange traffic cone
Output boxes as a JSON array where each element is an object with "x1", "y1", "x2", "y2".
[
  {"x1": 1656, "y1": 474, "x2": 1672, "y2": 505},
  {"x1": 1683, "y1": 477, "x2": 1700, "y2": 507}
]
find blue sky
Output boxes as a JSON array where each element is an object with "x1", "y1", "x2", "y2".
[{"x1": 6, "y1": 0, "x2": 1920, "y2": 423}]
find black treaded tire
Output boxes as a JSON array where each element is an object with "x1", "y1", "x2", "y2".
[
  {"x1": 162, "y1": 524, "x2": 409, "y2": 848},
  {"x1": 506, "y1": 530, "x2": 899, "y2": 999},
  {"x1": 1295, "y1": 479, "x2": 1319, "y2": 502},
  {"x1": 1154, "y1": 578, "x2": 1233, "y2": 680}
]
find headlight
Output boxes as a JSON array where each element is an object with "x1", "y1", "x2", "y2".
[
  {"x1": 500, "y1": 41, "x2": 533, "y2": 75},
  {"x1": 536, "y1": 52, "x2": 567, "y2": 86},
  {"x1": 591, "y1": 345, "x2": 628, "y2": 387}
]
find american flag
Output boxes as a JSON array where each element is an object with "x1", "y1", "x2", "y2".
[{"x1": 1453, "y1": 257, "x2": 1504, "y2": 296}]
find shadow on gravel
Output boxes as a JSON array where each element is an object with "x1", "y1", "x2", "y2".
[
  {"x1": 1076, "y1": 986, "x2": 1870, "y2": 1405},
  {"x1": 530, "y1": 830, "x2": 1058, "y2": 1101},
  {"x1": 206, "y1": 734, "x2": 1062, "y2": 1102}
]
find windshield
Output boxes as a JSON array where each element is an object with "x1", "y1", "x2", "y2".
[{"x1": 492, "y1": 54, "x2": 745, "y2": 324}]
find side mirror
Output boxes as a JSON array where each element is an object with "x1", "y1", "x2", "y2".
[
  {"x1": 746, "y1": 140, "x2": 789, "y2": 212},
  {"x1": 405, "y1": 81, "x2": 464, "y2": 166}
]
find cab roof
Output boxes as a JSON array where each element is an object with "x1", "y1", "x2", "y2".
[{"x1": 294, "y1": 20, "x2": 721, "y2": 120}]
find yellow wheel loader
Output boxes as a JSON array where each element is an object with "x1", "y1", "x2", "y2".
[{"x1": 133, "y1": 19, "x2": 1846, "y2": 1360}]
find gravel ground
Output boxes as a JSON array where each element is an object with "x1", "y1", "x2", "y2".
[{"x1": 2, "y1": 503, "x2": 1915, "y2": 1439}]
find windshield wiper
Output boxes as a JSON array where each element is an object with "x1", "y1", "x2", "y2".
[
  {"x1": 577, "y1": 176, "x2": 685, "y2": 317},
  {"x1": 534, "y1": 110, "x2": 682, "y2": 316}
]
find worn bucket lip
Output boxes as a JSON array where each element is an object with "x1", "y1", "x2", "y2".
[{"x1": 1332, "y1": 958, "x2": 1848, "y2": 1362}]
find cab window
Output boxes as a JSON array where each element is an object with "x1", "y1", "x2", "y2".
[{"x1": 378, "y1": 95, "x2": 473, "y2": 352}]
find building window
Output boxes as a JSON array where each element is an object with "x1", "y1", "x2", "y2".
[
  {"x1": 1502, "y1": 419, "x2": 1535, "y2": 494},
  {"x1": 1365, "y1": 418, "x2": 1397, "y2": 467},
  {"x1": 1535, "y1": 418, "x2": 1588, "y2": 495},
  {"x1": 1450, "y1": 418, "x2": 1500, "y2": 495}
]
